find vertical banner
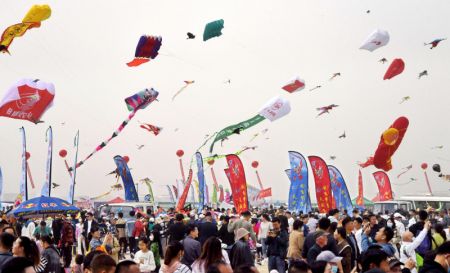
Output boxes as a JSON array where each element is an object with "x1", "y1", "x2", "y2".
[
  {"x1": 328, "y1": 166, "x2": 353, "y2": 216},
  {"x1": 114, "y1": 155, "x2": 139, "y2": 201},
  {"x1": 288, "y1": 151, "x2": 309, "y2": 213},
  {"x1": 219, "y1": 185, "x2": 224, "y2": 203},
  {"x1": 193, "y1": 180, "x2": 199, "y2": 203},
  {"x1": 195, "y1": 152, "x2": 206, "y2": 211},
  {"x1": 356, "y1": 170, "x2": 365, "y2": 207},
  {"x1": 68, "y1": 131, "x2": 79, "y2": 204},
  {"x1": 308, "y1": 156, "x2": 333, "y2": 213},
  {"x1": 225, "y1": 154, "x2": 249, "y2": 213},
  {"x1": 172, "y1": 185, "x2": 179, "y2": 201},
  {"x1": 225, "y1": 188, "x2": 231, "y2": 203},
  {"x1": 205, "y1": 184, "x2": 210, "y2": 205},
  {"x1": 141, "y1": 178, "x2": 156, "y2": 210},
  {"x1": 189, "y1": 184, "x2": 195, "y2": 203},
  {"x1": 166, "y1": 185, "x2": 175, "y2": 204},
  {"x1": 0, "y1": 167, "x2": 3, "y2": 209},
  {"x1": 45, "y1": 126, "x2": 53, "y2": 197},
  {"x1": 372, "y1": 171, "x2": 393, "y2": 201},
  {"x1": 212, "y1": 183, "x2": 217, "y2": 205},
  {"x1": 176, "y1": 169, "x2": 193, "y2": 211},
  {"x1": 19, "y1": 127, "x2": 28, "y2": 202}
]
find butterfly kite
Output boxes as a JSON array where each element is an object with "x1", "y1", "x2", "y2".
[{"x1": 127, "y1": 35, "x2": 162, "y2": 67}]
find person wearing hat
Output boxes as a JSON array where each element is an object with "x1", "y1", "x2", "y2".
[
  {"x1": 393, "y1": 213, "x2": 406, "y2": 236},
  {"x1": 229, "y1": 228, "x2": 254, "y2": 269},
  {"x1": 388, "y1": 256, "x2": 416, "y2": 273},
  {"x1": 316, "y1": 250, "x2": 344, "y2": 273},
  {"x1": 307, "y1": 230, "x2": 329, "y2": 265},
  {"x1": 227, "y1": 211, "x2": 257, "y2": 243}
]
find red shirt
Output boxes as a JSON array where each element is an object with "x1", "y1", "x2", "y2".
[{"x1": 132, "y1": 220, "x2": 144, "y2": 237}]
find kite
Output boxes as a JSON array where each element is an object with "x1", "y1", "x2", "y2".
[
  {"x1": 358, "y1": 157, "x2": 374, "y2": 168},
  {"x1": 339, "y1": 132, "x2": 346, "y2": 139},
  {"x1": 316, "y1": 104, "x2": 339, "y2": 117},
  {"x1": 397, "y1": 164, "x2": 413, "y2": 178},
  {"x1": 379, "y1": 58, "x2": 388, "y2": 64},
  {"x1": 69, "y1": 88, "x2": 159, "y2": 171},
  {"x1": 209, "y1": 97, "x2": 290, "y2": 152},
  {"x1": 329, "y1": 73, "x2": 341, "y2": 81},
  {"x1": 424, "y1": 38, "x2": 446, "y2": 49},
  {"x1": 384, "y1": 58, "x2": 405, "y2": 80},
  {"x1": 309, "y1": 85, "x2": 322, "y2": 91},
  {"x1": 360, "y1": 29, "x2": 390, "y2": 52},
  {"x1": 172, "y1": 81, "x2": 194, "y2": 101},
  {"x1": 186, "y1": 32, "x2": 195, "y2": 39},
  {"x1": 126, "y1": 35, "x2": 162, "y2": 67},
  {"x1": 418, "y1": 70, "x2": 428, "y2": 79},
  {"x1": 282, "y1": 76, "x2": 305, "y2": 93},
  {"x1": 51, "y1": 183, "x2": 59, "y2": 189},
  {"x1": 203, "y1": 19, "x2": 224, "y2": 41},
  {"x1": 0, "y1": 5, "x2": 51, "y2": 54},
  {"x1": 373, "y1": 116, "x2": 409, "y2": 171},
  {"x1": 330, "y1": 156, "x2": 336, "y2": 160},
  {"x1": 0, "y1": 79, "x2": 55, "y2": 123},
  {"x1": 223, "y1": 79, "x2": 231, "y2": 84},
  {"x1": 136, "y1": 144, "x2": 145, "y2": 150},
  {"x1": 399, "y1": 96, "x2": 410, "y2": 104},
  {"x1": 431, "y1": 145, "x2": 444, "y2": 149},
  {"x1": 140, "y1": 123, "x2": 162, "y2": 136}
]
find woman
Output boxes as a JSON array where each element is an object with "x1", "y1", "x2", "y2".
[
  {"x1": 335, "y1": 227, "x2": 352, "y2": 273},
  {"x1": 257, "y1": 214, "x2": 272, "y2": 259},
  {"x1": 159, "y1": 241, "x2": 191, "y2": 273},
  {"x1": 103, "y1": 232, "x2": 120, "y2": 262},
  {"x1": 432, "y1": 223, "x2": 447, "y2": 250},
  {"x1": 12, "y1": 236, "x2": 47, "y2": 273},
  {"x1": 229, "y1": 228, "x2": 254, "y2": 269},
  {"x1": 150, "y1": 230, "x2": 161, "y2": 273},
  {"x1": 191, "y1": 237, "x2": 231, "y2": 273},
  {"x1": 287, "y1": 219, "x2": 304, "y2": 261}
]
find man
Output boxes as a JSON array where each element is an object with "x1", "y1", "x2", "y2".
[
  {"x1": 33, "y1": 221, "x2": 52, "y2": 238},
  {"x1": 400, "y1": 221, "x2": 431, "y2": 273},
  {"x1": 368, "y1": 214, "x2": 381, "y2": 240},
  {"x1": 393, "y1": 213, "x2": 406, "y2": 237},
  {"x1": 181, "y1": 224, "x2": 201, "y2": 267},
  {"x1": 198, "y1": 212, "x2": 218, "y2": 246},
  {"x1": 286, "y1": 211, "x2": 294, "y2": 232},
  {"x1": 266, "y1": 217, "x2": 289, "y2": 273},
  {"x1": 300, "y1": 214, "x2": 310, "y2": 236},
  {"x1": 409, "y1": 210, "x2": 432, "y2": 257},
  {"x1": 288, "y1": 260, "x2": 311, "y2": 273},
  {"x1": 407, "y1": 210, "x2": 417, "y2": 228},
  {"x1": 218, "y1": 216, "x2": 235, "y2": 246},
  {"x1": 60, "y1": 218, "x2": 75, "y2": 270},
  {"x1": 360, "y1": 248, "x2": 390, "y2": 272},
  {"x1": 115, "y1": 260, "x2": 139, "y2": 273},
  {"x1": 1, "y1": 257, "x2": 36, "y2": 273},
  {"x1": 328, "y1": 209, "x2": 340, "y2": 224},
  {"x1": 342, "y1": 216, "x2": 359, "y2": 268},
  {"x1": 90, "y1": 254, "x2": 116, "y2": 273},
  {"x1": 168, "y1": 213, "x2": 186, "y2": 243},
  {"x1": 131, "y1": 213, "x2": 145, "y2": 255},
  {"x1": 352, "y1": 209, "x2": 360, "y2": 219},
  {"x1": 353, "y1": 216, "x2": 364, "y2": 252},
  {"x1": 40, "y1": 235, "x2": 62, "y2": 273},
  {"x1": 227, "y1": 211, "x2": 257, "y2": 243},
  {"x1": 126, "y1": 211, "x2": 136, "y2": 255},
  {"x1": 362, "y1": 225, "x2": 397, "y2": 256},
  {"x1": 419, "y1": 241, "x2": 450, "y2": 273},
  {"x1": 302, "y1": 217, "x2": 338, "y2": 258},
  {"x1": 306, "y1": 230, "x2": 328, "y2": 264},
  {"x1": 83, "y1": 250, "x2": 104, "y2": 273},
  {"x1": 0, "y1": 232, "x2": 14, "y2": 270},
  {"x1": 83, "y1": 212, "x2": 98, "y2": 248},
  {"x1": 115, "y1": 212, "x2": 127, "y2": 259},
  {"x1": 306, "y1": 213, "x2": 318, "y2": 233}
]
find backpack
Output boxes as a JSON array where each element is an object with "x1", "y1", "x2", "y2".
[{"x1": 414, "y1": 228, "x2": 431, "y2": 256}]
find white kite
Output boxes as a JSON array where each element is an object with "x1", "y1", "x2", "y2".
[{"x1": 360, "y1": 29, "x2": 390, "y2": 52}]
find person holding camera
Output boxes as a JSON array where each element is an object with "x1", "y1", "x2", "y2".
[{"x1": 266, "y1": 217, "x2": 289, "y2": 273}]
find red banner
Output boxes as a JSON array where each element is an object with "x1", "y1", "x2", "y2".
[
  {"x1": 373, "y1": 171, "x2": 393, "y2": 201},
  {"x1": 308, "y1": 156, "x2": 333, "y2": 213},
  {"x1": 210, "y1": 168, "x2": 219, "y2": 191},
  {"x1": 357, "y1": 170, "x2": 364, "y2": 207},
  {"x1": 176, "y1": 169, "x2": 193, "y2": 211},
  {"x1": 219, "y1": 186, "x2": 224, "y2": 202},
  {"x1": 258, "y1": 187, "x2": 272, "y2": 198},
  {"x1": 225, "y1": 155, "x2": 249, "y2": 213}
]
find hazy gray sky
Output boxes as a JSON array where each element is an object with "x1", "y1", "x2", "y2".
[{"x1": 1, "y1": 0, "x2": 449, "y2": 203}]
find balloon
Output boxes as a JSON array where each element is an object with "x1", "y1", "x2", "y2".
[
  {"x1": 59, "y1": 149, "x2": 67, "y2": 158},
  {"x1": 382, "y1": 128, "x2": 399, "y2": 145},
  {"x1": 432, "y1": 164, "x2": 441, "y2": 173},
  {"x1": 251, "y1": 161, "x2": 259, "y2": 168},
  {"x1": 176, "y1": 150, "x2": 184, "y2": 157},
  {"x1": 421, "y1": 163, "x2": 428, "y2": 170},
  {"x1": 207, "y1": 159, "x2": 215, "y2": 165},
  {"x1": 123, "y1": 156, "x2": 130, "y2": 163},
  {"x1": 25, "y1": 152, "x2": 30, "y2": 160}
]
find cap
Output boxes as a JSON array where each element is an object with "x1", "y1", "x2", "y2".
[
  {"x1": 316, "y1": 250, "x2": 343, "y2": 263},
  {"x1": 387, "y1": 257, "x2": 403, "y2": 268}
]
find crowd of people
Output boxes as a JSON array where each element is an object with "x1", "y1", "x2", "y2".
[{"x1": 0, "y1": 205, "x2": 449, "y2": 273}]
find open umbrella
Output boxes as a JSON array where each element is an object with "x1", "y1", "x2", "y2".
[{"x1": 10, "y1": 196, "x2": 79, "y2": 218}]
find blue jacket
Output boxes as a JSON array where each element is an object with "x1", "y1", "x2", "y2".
[{"x1": 361, "y1": 233, "x2": 396, "y2": 256}]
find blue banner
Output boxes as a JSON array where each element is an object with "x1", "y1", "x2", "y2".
[
  {"x1": 285, "y1": 169, "x2": 312, "y2": 214},
  {"x1": 287, "y1": 151, "x2": 310, "y2": 213},
  {"x1": 195, "y1": 152, "x2": 206, "y2": 211},
  {"x1": 328, "y1": 165, "x2": 353, "y2": 216},
  {"x1": 113, "y1": 155, "x2": 138, "y2": 202}
]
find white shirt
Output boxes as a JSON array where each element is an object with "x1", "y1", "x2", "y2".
[
  {"x1": 395, "y1": 220, "x2": 406, "y2": 237},
  {"x1": 288, "y1": 218, "x2": 294, "y2": 233},
  {"x1": 354, "y1": 228, "x2": 363, "y2": 252},
  {"x1": 399, "y1": 228, "x2": 428, "y2": 273},
  {"x1": 87, "y1": 220, "x2": 93, "y2": 234},
  {"x1": 307, "y1": 218, "x2": 318, "y2": 233},
  {"x1": 191, "y1": 250, "x2": 230, "y2": 273},
  {"x1": 407, "y1": 217, "x2": 416, "y2": 228},
  {"x1": 258, "y1": 221, "x2": 273, "y2": 240},
  {"x1": 134, "y1": 250, "x2": 156, "y2": 273}
]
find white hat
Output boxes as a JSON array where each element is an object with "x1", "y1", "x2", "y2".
[
  {"x1": 235, "y1": 228, "x2": 250, "y2": 241},
  {"x1": 316, "y1": 250, "x2": 343, "y2": 263},
  {"x1": 150, "y1": 217, "x2": 155, "y2": 222}
]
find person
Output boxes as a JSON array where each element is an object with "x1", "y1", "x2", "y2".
[
  {"x1": 258, "y1": 214, "x2": 272, "y2": 259},
  {"x1": 160, "y1": 241, "x2": 191, "y2": 273},
  {"x1": 310, "y1": 260, "x2": 333, "y2": 273},
  {"x1": 134, "y1": 237, "x2": 156, "y2": 273},
  {"x1": 362, "y1": 225, "x2": 397, "y2": 256},
  {"x1": 2, "y1": 256, "x2": 36, "y2": 273},
  {"x1": 2, "y1": 227, "x2": 17, "y2": 238},
  {"x1": 72, "y1": 254, "x2": 84, "y2": 273},
  {"x1": 286, "y1": 211, "x2": 294, "y2": 232},
  {"x1": 149, "y1": 230, "x2": 162, "y2": 273},
  {"x1": 198, "y1": 212, "x2": 218, "y2": 246},
  {"x1": 21, "y1": 220, "x2": 36, "y2": 239},
  {"x1": 407, "y1": 210, "x2": 416, "y2": 229},
  {"x1": 328, "y1": 209, "x2": 340, "y2": 224},
  {"x1": 288, "y1": 260, "x2": 311, "y2": 273},
  {"x1": 33, "y1": 222, "x2": 52, "y2": 238},
  {"x1": 306, "y1": 214, "x2": 318, "y2": 234},
  {"x1": 393, "y1": 213, "x2": 406, "y2": 238},
  {"x1": 115, "y1": 260, "x2": 139, "y2": 273},
  {"x1": 409, "y1": 210, "x2": 432, "y2": 257},
  {"x1": 368, "y1": 214, "x2": 381, "y2": 241},
  {"x1": 432, "y1": 223, "x2": 447, "y2": 250},
  {"x1": 83, "y1": 213, "x2": 99, "y2": 249},
  {"x1": 90, "y1": 253, "x2": 116, "y2": 273},
  {"x1": 316, "y1": 250, "x2": 344, "y2": 273},
  {"x1": 287, "y1": 219, "x2": 304, "y2": 262},
  {"x1": 89, "y1": 227, "x2": 104, "y2": 251},
  {"x1": 306, "y1": 230, "x2": 328, "y2": 264},
  {"x1": 103, "y1": 233, "x2": 120, "y2": 263},
  {"x1": 83, "y1": 250, "x2": 104, "y2": 273},
  {"x1": 0, "y1": 232, "x2": 15, "y2": 270},
  {"x1": 115, "y1": 212, "x2": 127, "y2": 260},
  {"x1": 266, "y1": 216, "x2": 289, "y2": 273},
  {"x1": 168, "y1": 214, "x2": 186, "y2": 244},
  {"x1": 387, "y1": 256, "x2": 413, "y2": 273},
  {"x1": 204, "y1": 261, "x2": 233, "y2": 273},
  {"x1": 342, "y1": 216, "x2": 359, "y2": 269},
  {"x1": 12, "y1": 236, "x2": 44, "y2": 273},
  {"x1": 217, "y1": 216, "x2": 234, "y2": 247},
  {"x1": 302, "y1": 217, "x2": 338, "y2": 258},
  {"x1": 419, "y1": 241, "x2": 450, "y2": 273},
  {"x1": 399, "y1": 221, "x2": 430, "y2": 273},
  {"x1": 191, "y1": 237, "x2": 231, "y2": 273},
  {"x1": 335, "y1": 227, "x2": 351, "y2": 273},
  {"x1": 229, "y1": 228, "x2": 254, "y2": 269},
  {"x1": 227, "y1": 211, "x2": 257, "y2": 243},
  {"x1": 76, "y1": 218, "x2": 86, "y2": 255},
  {"x1": 40, "y1": 236, "x2": 62, "y2": 273},
  {"x1": 133, "y1": 213, "x2": 146, "y2": 242},
  {"x1": 59, "y1": 219, "x2": 74, "y2": 270},
  {"x1": 232, "y1": 265, "x2": 260, "y2": 273},
  {"x1": 181, "y1": 224, "x2": 201, "y2": 267},
  {"x1": 353, "y1": 217, "x2": 363, "y2": 252},
  {"x1": 360, "y1": 248, "x2": 390, "y2": 272}
]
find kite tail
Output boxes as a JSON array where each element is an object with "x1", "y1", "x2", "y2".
[{"x1": 172, "y1": 85, "x2": 188, "y2": 101}]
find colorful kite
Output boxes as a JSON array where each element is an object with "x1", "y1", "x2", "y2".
[
  {"x1": 424, "y1": 38, "x2": 446, "y2": 49},
  {"x1": 384, "y1": 58, "x2": 405, "y2": 80},
  {"x1": 0, "y1": 5, "x2": 51, "y2": 54},
  {"x1": 172, "y1": 81, "x2": 194, "y2": 101},
  {"x1": 282, "y1": 76, "x2": 305, "y2": 93},
  {"x1": 203, "y1": 19, "x2": 224, "y2": 41},
  {"x1": 397, "y1": 164, "x2": 412, "y2": 178},
  {"x1": 316, "y1": 104, "x2": 339, "y2": 117},
  {"x1": 373, "y1": 116, "x2": 409, "y2": 171},
  {"x1": 0, "y1": 79, "x2": 55, "y2": 123},
  {"x1": 69, "y1": 88, "x2": 159, "y2": 171},
  {"x1": 126, "y1": 35, "x2": 162, "y2": 67},
  {"x1": 140, "y1": 123, "x2": 162, "y2": 136},
  {"x1": 360, "y1": 29, "x2": 390, "y2": 52}
]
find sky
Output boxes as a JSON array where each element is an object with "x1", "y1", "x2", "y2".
[{"x1": 1, "y1": 0, "x2": 449, "y2": 203}]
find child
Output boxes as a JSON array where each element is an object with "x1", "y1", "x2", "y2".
[
  {"x1": 134, "y1": 237, "x2": 156, "y2": 273},
  {"x1": 71, "y1": 254, "x2": 84, "y2": 273}
]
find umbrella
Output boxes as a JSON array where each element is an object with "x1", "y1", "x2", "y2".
[{"x1": 10, "y1": 196, "x2": 79, "y2": 218}]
